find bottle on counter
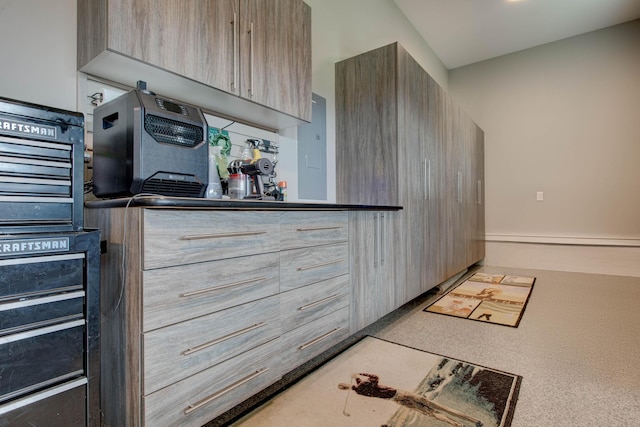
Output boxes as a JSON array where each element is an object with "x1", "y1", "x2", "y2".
[{"x1": 278, "y1": 181, "x2": 287, "y2": 201}]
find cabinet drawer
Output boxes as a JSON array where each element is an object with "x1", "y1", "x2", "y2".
[
  {"x1": 280, "y1": 275, "x2": 350, "y2": 333},
  {"x1": 279, "y1": 211, "x2": 348, "y2": 250},
  {"x1": 143, "y1": 295, "x2": 280, "y2": 394},
  {"x1": 280, "y1": 306, "x2": 350, "y2": 371},
  {"x1": 143, "y1": 252, "x2": 279, "y2": 331},
  {"x1": 280, "y1": 242, "x2": 348, "y2": 291},
  {"x1": 142, "y1": 210, "x2": 280, "y2": 269},
  {"x1": 144, "y1": 339, "x2": 281, "y2": 427}
]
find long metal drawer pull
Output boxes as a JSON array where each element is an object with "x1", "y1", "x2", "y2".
[
  {"x1": 298, "y1": 293, "x2": 345, "y2": 311},
  {"x1": 296, "y1": 259, "x2": 342, "y2": 271},
  {"x1": 295, "y1": 226, "x2": 342, "y2": 232},
  {"x1": 179, "y1": 276, "x2": 267, "y2": 298},
  {"x1": 0, "y1": 290, "x2": 85, "y2": 312},
  {"x1": 0, "y1": 319, "x2": 84, "y2": 346},
  {"x1": 0, "y1": 176, "x2": 71, "y2": 186},
  {"x1": 179, "y1": 230, "x2": 267, "y2": 240},
  {"x1": 249, "y1": 21, "x2": 254, "y2": 96},
  {"x1": 0, "y1": 135, "x2": 71, "y2": 150},
  {"x1": 0, "y1": 378, "x2": 86, "y2": 416},
  {"x1": 184, "y1": 368, "x2": 268, "y2": 415},
  {"x1": 231, "y1": 12, "x2": 238, "y2": 91},
  {"x1": 0, "y1": 155, "x2": 71, "y2": 168},
  {"x1": 298, "y1": 327, "x2": 343, "y2": 351},
  {"x1": 0, "y1": 196, "x2": 73, "y2": 203},
  {"x1": 0, "y1": 252, "x2": 84, "y2": 267},
  {"x1": 182, "y1": 322, "x2": 267, "y2": 356}
]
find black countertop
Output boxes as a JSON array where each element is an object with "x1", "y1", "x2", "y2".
[{"x1": 84, "y1": 195, "x2": 402, "y2": 211}]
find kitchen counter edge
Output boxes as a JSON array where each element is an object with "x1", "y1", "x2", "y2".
[{"x1": 84, "y1": 196, "x2": 402, "y2": 211}]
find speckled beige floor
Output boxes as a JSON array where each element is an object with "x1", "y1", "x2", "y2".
[{"x1": 232, "y1": 267, "x2": 640, "y2": 426}]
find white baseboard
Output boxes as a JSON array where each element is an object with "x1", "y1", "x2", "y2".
[
  {"x1": 484, "y1": 240, "x2": 640, "y2": 277},
  {"x1": 486, "y1": 234, "x2": 640, "y2": 247}
]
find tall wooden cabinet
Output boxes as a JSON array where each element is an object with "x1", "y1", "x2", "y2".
[
  {"x1": 336, "y1": 42, "x2": 485, "y2": 309},
  {"x1": 77, "y1": 0, "x2": 311, "y2": 128}
]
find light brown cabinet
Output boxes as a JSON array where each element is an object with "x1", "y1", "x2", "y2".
[
  {"x1": 336, "y1": 43, "x2": 485, "y2": 311},
  {"x1": 85, "y1": 208, "x2": 282, "y2": 427},
  {"x1": 279, "y1": 211, "x2": 351, "y2": 368},
  {"x1": 349, "y1": 210, "x2": 404, "y2": 331},
  {"x1": 77, "y1": 0, "x2": 311, "y2": 128},
  {"x1": 85, "y1": 207, "x2": 350, "y2": 426}
]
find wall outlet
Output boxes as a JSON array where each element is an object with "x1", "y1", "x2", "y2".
[{"x1": 536, "y1": 191, "x2": 544, "y2": 201}]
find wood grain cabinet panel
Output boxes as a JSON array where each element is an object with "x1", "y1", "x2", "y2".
[
  {"x1": 143, "y1": 339, "x2": 281, "y2": 427},
  {"x1": 349, "y1": 210, "x2": 403, "y2": 332},
  {"x1": 279, "y1": 242, "x2": 348, "y2": 292},
  {"x1": 279, "y1": 211, "x2": 348, "y2": 250},
  {"x1": 280, "y1": 274, "x2": 350, "y2": 332},
  {"x1": 336, "y1": 42, "x2": 485, "y2": 316},
  {"x1": 105, "y1": 0, "x2": 237, "y2": 92},
  {"x1": 86, "y1": 206, "x2": 350, "y2": 427},
  {"x1": 142, "y1": 210, "x2": 280, "y2": 269},
  {"x1": 142, "y1": 252, "x2": 279, "y2": 331},
  {"x1": 77, "y1": 0, "x2": 312, "y2": 126},
  {"x1": 239, "y1": 0, "x2": 312, "y2": 121},
  {"x1": 280, "y1": 306, "x2": 350, "y2": 369},
  {"x1": 143, "y1": 295, "x2": 280, "y2": 394}
]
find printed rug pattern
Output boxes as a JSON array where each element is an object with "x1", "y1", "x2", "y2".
[
  {"x1": 234, "y1": 336, "x2": 522, "y2": 427},
  {"x1": 424, "y1": 273, "x2": 536, "y2": 327}
]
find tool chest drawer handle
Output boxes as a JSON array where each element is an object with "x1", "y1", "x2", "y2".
[
  {"x1": 297, "y1": 293, "x2": 345, "y2": 312},
  {"x1": 298, "y1": 327, "x2": 343, "y2": 351},
  {"x1": 179, "y1": 276, "x2": 267, "y2": 298},
  {"x1": 295, "y1": 226, "x2": 343, "y2": 232},
  {"x1": 0, "y1": 252, "x2": 84, "y2": 267},
  {"x1": 0, "y1": 319, "x2": 84, "y2": 345},
  {"x1": 179, "y1": 230, "x2": 267, "y2": 240},
  {"x1": 182, "y1": 322, "x2": 267, "y2": 356},
  {"x1": 184, "y1": 368, "x2": 269, "y2": 414},
  {"x1": 296, "y1": 259, "x2": 342, "y2": 271}
]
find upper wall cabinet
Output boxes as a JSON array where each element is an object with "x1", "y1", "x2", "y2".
[{"x1": 77, "y1": 0, "x2": 312, "y2": 130}]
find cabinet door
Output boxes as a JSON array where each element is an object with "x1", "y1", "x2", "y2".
[
  {"x1": 444, "y1": 97, "x2": 467, "y2": 278},
  {"x1": 108, "y1": 0, "x2": 238, "y2": 91},
  {"x1": 239, "y1": 0, "x2": 312, "y2": 121},
  {"x1": 397, "y1": 47, "x2": 428, "y2": 299},
  {"x1": 467, "y1": 120, "x2": 485, "y2": 265},
  {"x1": 349, "y1": 211, "x2": 398, "y2": 332},
  {"x1": 335, "y1": 44, "x2": 399, "y2": 206},
  {"x1": 424, "y1": 75, "x2": 447, "y2": 290}
]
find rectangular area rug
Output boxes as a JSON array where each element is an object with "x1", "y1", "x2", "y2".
[
  {"x1": 424, "y1": 273, "x2": 536, "y2": 327},
  {"x1": 233, "y1": 336, "x2": 522, "y2": 427}
]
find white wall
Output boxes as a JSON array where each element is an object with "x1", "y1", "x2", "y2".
[
  {"x1": 0, "y1": 0, "x2": 78, "y2": 111},
  {"x1": 449, "y1": 20, "x2": 640, "y2": 276}
]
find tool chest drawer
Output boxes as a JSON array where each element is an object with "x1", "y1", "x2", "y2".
[
  {"x1": 0, "y1": 319, "x2": 85, "y2": 402},
  {"x1": 0, "y1": 253, "x2": 85, "y2": 299},
  {"x1": 143, "y1": 338, "x2": 281, "y2": 427},
  {"x1": 280, "y1": 242, "x2": 348, "y2": 292},
  {"x1": 280, "y1": 306, "x2": 350, "y2": 370},
  {"x1": 143, "y1": 295, "x2": 280, "y2": 394},
  {"x1": 142, "y1": 210, "x2": 280, "y2": 269},
  {"x1": 279, "y1": 211, "x2": 348, "y2": 250},
  {"x1": 142, "y1": 252, "x2": 279, "y2": 331},
  {"x1": 280, "y1": 275, "x2": 350, "y2": 333}
]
